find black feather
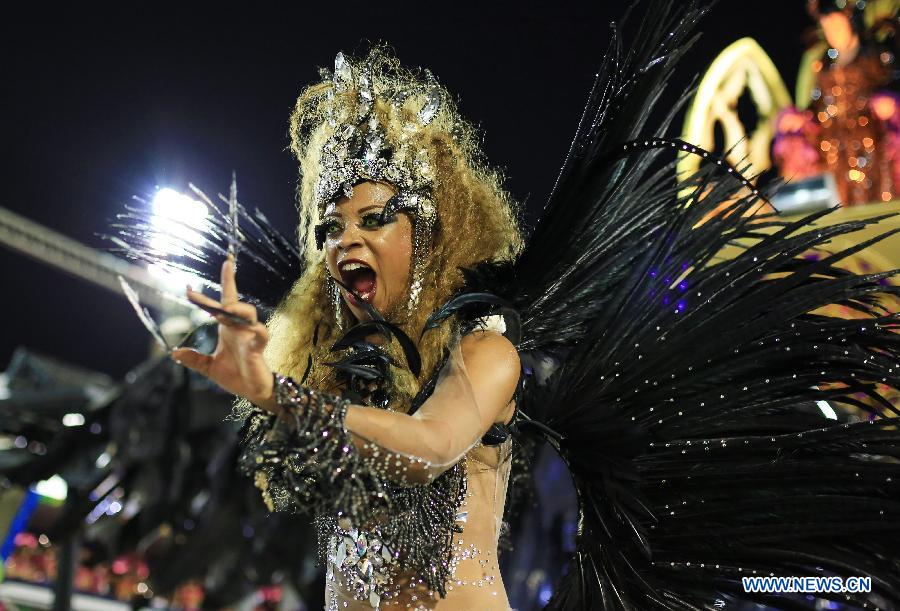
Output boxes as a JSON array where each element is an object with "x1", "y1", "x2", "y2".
[{"x1": 420, "y1": 291, "x2": 512, "y2": 338}]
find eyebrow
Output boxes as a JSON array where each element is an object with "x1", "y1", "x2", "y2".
[{"x1": 324, "y1": 204, "x2": 385, "y2": 218}]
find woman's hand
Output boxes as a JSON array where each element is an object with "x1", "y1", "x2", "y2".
[{"x1": 172, "y1": 256, "x2": 278, "y2": 412}]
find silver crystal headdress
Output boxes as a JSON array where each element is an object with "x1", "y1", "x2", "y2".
[
  {"x1": 315, "y1": 52, "x2": 440, "y2": 228},
  {"x1": 312, "y1": 50, "x2": 444, "y2": 312}
]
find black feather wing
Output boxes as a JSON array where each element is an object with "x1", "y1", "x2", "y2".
[
  {"x1": 540, "y1": 179, "x2": 900, "y2": 610},
  {"x1": 485, "y1": 1, "x2": 900, "y2": 609},
  {"x1": 466, "y1": 1, "x2": 715, "y2": 356}
]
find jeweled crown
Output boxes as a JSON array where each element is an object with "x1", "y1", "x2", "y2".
[{"x1": 313, "y1": 51, "x2": 439, "y2": 232}]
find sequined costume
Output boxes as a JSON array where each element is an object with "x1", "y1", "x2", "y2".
[
  {"x1": 774, "y1": 4, "x2": 900, "y2": 206},
  {"x1": 234, "y1": 314, "x2": 518, "y2": 610},
  {"x1": 113, "y1": 1, "x2": 900, "y2": 609},
  {"x1": 808, "y1": 43, "x2": 899, "y2": 204}
]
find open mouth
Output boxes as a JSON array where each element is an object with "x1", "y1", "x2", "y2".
[{"x1": 338, "y1": 260, "x2": 377, "y2": 306}]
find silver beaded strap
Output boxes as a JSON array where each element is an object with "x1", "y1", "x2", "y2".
[{"x1": 237, "y1": 375, "x2": 390, "y2": 522}]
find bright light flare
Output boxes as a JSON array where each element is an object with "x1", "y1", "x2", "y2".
[
  {"x1": 148, "y1": 187, "x2": 210, "y2": 290},
  {"x1": 149, "y1": 187, "x2": 208, "y2": 257}
]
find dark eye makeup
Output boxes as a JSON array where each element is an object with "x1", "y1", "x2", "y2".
[{"x1": 313, "y1": 197, "x2": 402, "y2": 250}]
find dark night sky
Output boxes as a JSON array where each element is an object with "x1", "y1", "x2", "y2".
[{"x1": 1, "y1": 2, "x2": 810, "y2": 378}]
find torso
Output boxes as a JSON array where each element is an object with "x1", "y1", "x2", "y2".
[
  {"x1": 323, "y1": 316, "x2": 519, "y2": 610},
  {"x1": 324, "y1": 438, "x2": 514, "y2": 610}
]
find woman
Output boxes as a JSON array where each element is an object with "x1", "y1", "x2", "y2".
[
  {"x1": 774, "y1": 0, "x2": 899, "y2": 204},
  {"x1": 173, "y1": 47, "x2": 527, "y2": 610},
  {"x1": 120, "y1": 2, "x2": 900, "y2": 609}
]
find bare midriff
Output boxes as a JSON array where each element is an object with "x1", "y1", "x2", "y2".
[{"x1": 326, "y1": 441, "x2": 513, "y2": 610}]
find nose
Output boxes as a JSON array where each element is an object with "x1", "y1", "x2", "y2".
[{"x1": 336, "y1": 220, "x2": 364, "y2": 251}]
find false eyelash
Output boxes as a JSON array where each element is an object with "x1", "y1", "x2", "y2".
[
  {"x1": 377, "y1": 194, "x2": 402, "y2": 225},
  {"x1": 314, "y1": 222, "x2": 328, "y2": 250},
  {"x1": 314, "y1": 218, "x2": 344, "y2": 250},
  {"x1": 367, "y1": 210, "x2": 398, "y2": 228},
  {"x1": 377, "y1": 194, "x2": 420, "y2": 225}
]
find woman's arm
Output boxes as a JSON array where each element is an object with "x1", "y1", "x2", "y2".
[
  {"x1": 235, "y1": 328, "x2": 519, "y2": 518},
  {"x1": 173, "y1": 258, "x2": 519, "y2": 518},
  {"x1": 344, "y1": 330, "x2": 519, "y2": 469}
]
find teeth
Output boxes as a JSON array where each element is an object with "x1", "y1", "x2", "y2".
[{"x1": 341, "y1": 262, "x2": 370, "y2": 271}]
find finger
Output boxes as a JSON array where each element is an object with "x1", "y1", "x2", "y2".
[
  {"x1": 171, "y1": 348, "x2": 213, "y2": 376},
  {"x1": 187, "y1": 289, "x2": 257, "y2": 324},
  {"x1": 187, "y1": 287, "x2": 223, "y2": 310},
  {"x1": 221, "y1": 256, "x2": 238, "y2": 305},
  {"x1": 194, "y1": 301, "x2": 254, "y2": 325},
  {"x1": 225, "y1": 301, "x2": 257, "y2": 322},
  {"x1": 250, "y1": 322, "x2": 269, "y2": 349},
  {"x1": 215, "y1": 317, "x2": 268, "y2": 345}
]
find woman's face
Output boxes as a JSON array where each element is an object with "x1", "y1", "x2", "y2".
[{"x1": 322, "y1": 181, "x2": 413, "y2": 322}]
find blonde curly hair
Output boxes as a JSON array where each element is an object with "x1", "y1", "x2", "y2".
[{"x1": 264, "y1": 45, "x2": 524, "y2": 410}]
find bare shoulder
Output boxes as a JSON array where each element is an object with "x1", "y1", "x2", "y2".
[
  {"x1": 458, "y1": 330, "x2": 520, "y2": 423},
  {"x1": 459, "y1": 329, "x2": 519, "y2": 365}
]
